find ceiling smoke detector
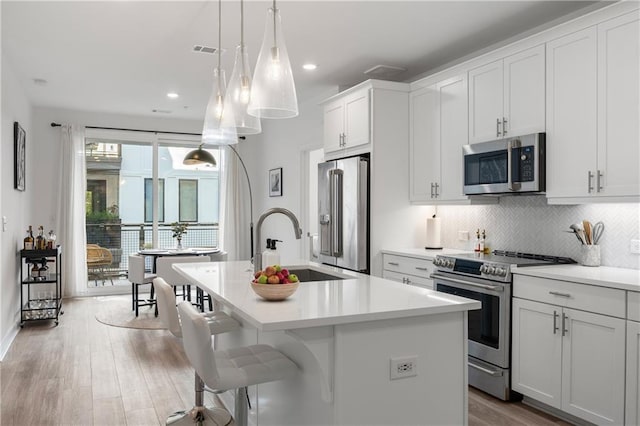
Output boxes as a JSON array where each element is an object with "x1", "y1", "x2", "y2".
[
  {"x1": 363, "y1": 64, "x2": 407, "y2": 79},
  {"x1": 193, "y1": 45, "x2": 224, "y2": 55}
]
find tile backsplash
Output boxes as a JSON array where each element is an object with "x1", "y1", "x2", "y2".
[{"x1": 436, "y1": 196, "x2": 640, "y2": 269}]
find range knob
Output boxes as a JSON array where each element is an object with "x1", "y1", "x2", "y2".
[
  {"x1": 479, "y1": 265, "x2": 488, "y2": 274},
  {"x1": 446, "y1": 260, "x2": 455, "y2": 268},
  {"x1": 487, "y1": 266, "x2": 496, "y2": 275},
  {"x1": 496, "y1": 267, "x2": 507, "y2": 276}
]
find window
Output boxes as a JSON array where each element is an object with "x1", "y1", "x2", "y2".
[
  {"x1": 179, "y1": 179, "x2": 198, "y2": 222},
  {"x1": 144, "y1": 178, "x2": 164, "y2": 222}
]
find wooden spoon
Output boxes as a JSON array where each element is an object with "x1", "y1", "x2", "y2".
[{"x1": 583, "y1": 220, "x2": 592, "y2": 245}]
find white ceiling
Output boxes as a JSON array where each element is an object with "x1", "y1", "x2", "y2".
[{"x1": 2, "y1": 1, "x2": 601, "y2": 121}]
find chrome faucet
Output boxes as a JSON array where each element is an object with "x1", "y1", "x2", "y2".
[{"x1": 254, "y1": 208, "x2": 303, "y2": 273}]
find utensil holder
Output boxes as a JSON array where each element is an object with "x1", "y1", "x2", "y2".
[{"x1": 580, "y1": 245, "x2": 600, "y2": 267}]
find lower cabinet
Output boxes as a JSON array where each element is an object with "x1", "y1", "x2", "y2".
[
  {"x1": 382, "y1": 253, "x2": 434, "y2": 289},
  {"x1": 627, "y1": 292, "x2": 640, "y2": 425},
  {"x1": 512, "y1": 297, "x2": 626, "y2": 425}
]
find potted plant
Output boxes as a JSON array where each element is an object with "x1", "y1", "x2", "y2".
[{"x1": 171, "y1": 222, "x2": 188, "y2": 250}]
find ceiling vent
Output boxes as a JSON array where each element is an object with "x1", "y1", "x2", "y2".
[
  {"x1": 193, "y1": 45, "x2": 224, "y2": 55},
  {"x1": 364, "y1": 64, "x2": 407, "y2": 79}
]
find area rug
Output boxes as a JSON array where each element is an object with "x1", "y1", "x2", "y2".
[{"x1": 94, "y1": 295, "x2": 165, "y2": 330}]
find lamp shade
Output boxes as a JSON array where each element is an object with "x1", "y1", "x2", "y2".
[
  {"x1": 247, "y1": 5, "x2": 298, "y2": 119},
  {"x1": 183, "y1": 146, "x2": 216, "y2": 166},
  {"x1": 226, "y1": 45, "x2": 262, "y2": 135},
  {"x1": 202, "y1": 67, "x2": 238, "y2": 145}
]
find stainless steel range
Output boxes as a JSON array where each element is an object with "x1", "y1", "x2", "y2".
[{"x1": 431, "y1": 250, "x2": 574, "y2": 400}]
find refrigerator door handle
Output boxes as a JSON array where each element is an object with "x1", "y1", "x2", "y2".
[{"x1": 329, "y1": 169, "x2": 343, "y2": 257}]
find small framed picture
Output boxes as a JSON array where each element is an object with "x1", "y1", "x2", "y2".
[
  {"x1": 14, "y1": 122, "x2": 25, "y2": 191},
  {"x1": 269, "y1": 167, "x2": 283, "y2": 197}
]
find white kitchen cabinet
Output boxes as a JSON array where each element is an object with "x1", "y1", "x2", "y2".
[
  {"x1": 382, "y1": 253, "x2": 435, "y2": 289},
  {"x1": 468, "y1": 45, "x2": 545, "y2": 143},
  {"x1": 626, "y1": 292, "x2": 640, "y2": 426},
  {"x1": 323, "y1": 86, "x2": 370, "y2": 155},
  {"x1": 512, "y1": 276, "x2": 626, "y2": 425},
  {"x1": 547, "y1": 11, "x2": 639, "y2": 203},
  {"x1": 410, "y1": 74, "x2": 483, "y2": 204}
]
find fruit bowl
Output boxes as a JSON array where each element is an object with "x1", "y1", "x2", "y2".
[{"x1": 251, "y1": 281, "x2": 299, "y2": 301}]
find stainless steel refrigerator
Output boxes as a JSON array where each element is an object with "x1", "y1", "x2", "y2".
[{"x1": 318, "y1": 155, "x2": 369, "y2": 273}]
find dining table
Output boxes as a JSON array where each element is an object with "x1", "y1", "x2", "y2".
[{"x1": 137, "y1": 247, "x2": 220, "y2": 273}]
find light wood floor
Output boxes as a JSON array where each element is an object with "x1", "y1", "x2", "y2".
[{"x1": 1, "y1": 296, "x2": 571, "y2": 426}]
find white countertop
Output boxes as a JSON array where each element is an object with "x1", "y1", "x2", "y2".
[
  {"x1": 512, "y1": 264, "x2": 640, "y2": 292},
  {"x1": 381, "y1": 247, "x2": 472, "y2": 260},
  {"x1": 173, "y1": 261, "x2": 480, "y2": 332}
]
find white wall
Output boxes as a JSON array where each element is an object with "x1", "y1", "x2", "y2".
[{"x1": 1, "y1": 57, "x2": 33, "y2": 358}]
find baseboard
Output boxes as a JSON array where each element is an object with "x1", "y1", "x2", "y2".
[
  {"x1": 0, "y1": 323, "x2": 20, "y2": 361},
  {"x1": 522, "y1": 396, "x2": 594, "y2": 426}
]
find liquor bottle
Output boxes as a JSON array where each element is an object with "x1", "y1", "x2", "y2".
[
  {"x1": 24, "y1": 226, "x2": 34, "y2": 250},
  {"x1": 36, "y1": 226, "x2": 45, "y2": 250},
  {"x1": 480, "y1": 229, "x2": 486, "y2": 253},
  {"x1": 474, "y1": 229, "x2": 481, "y2": 252},
  {"x1": 30, "y1": 262, "x2": 40, "y2": 279}
]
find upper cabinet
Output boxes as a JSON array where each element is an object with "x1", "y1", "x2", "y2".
[
  {"x1": 546, "y1": 11, "x2": 639, "y2": 203},
  {"x1": 323, "y1": 85, "x2": 370, "y2": 156},
  {"x1": 468, "y1": 45, "x2": 546, "y2": 143},
  {"x1": 410, "y1": 75, "x2": 497, "y2": 205}
]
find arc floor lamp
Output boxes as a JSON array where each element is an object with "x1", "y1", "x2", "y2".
[{"x1": 183, "y1": 142, "x2": 254, "y2": 259}]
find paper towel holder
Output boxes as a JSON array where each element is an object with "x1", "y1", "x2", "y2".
[{"x1": 425, "y1": 214, "x2": 443, "y2": 250}]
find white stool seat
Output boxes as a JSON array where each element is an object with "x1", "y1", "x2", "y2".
[
  {"x1": 177, "y1": 302, "x2": 298, "y2": 426},
  {"x1": 213, "y1": 344, "x2": 298, "y2": 391},
  {"x1": 154, "y1": 277, "x2": 239, "y2": 338},
  {"x1": 128, "y1": 254, "x2": 158, "y2": 316}
]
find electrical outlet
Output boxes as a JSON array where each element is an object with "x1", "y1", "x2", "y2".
[
  {"x1": 631, "y1": 239, "x2": 640, "y2": 255},
  {"x1": 458, "y1": 230, "x2": 469, "y2": 241},
  {"x1": 390, "y1": 356, "x2": 418, "y2": 380}
]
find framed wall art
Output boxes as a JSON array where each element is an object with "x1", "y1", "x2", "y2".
[
  {"x1": 269, "y1": 167, "x2": 282, "y2": 197},
  {"x1": 14, "y1": 122, "x2": 25, "y2": 191}
]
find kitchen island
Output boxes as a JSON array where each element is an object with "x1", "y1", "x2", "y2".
[{"x1": 174, "y1": 260, "x2": 480, "y2": 426}]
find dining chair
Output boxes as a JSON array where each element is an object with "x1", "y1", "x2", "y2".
[
  {"x1": 177, "y1": 301, "x2": 298, "y2": 426},
  {"x1": 154, "y1": 277, "x2": 240, "y2": 425},
  {"x1": 156, "y1": 255, "x2": 209, "y2": 311},
  {"x1": 128, "y1": 254, "x2": 157, "y2": 316}
]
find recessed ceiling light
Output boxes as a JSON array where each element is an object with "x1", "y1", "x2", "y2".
[
  {"x1": 33, "y1": 78, "x2": 48, "y2": 86},
  {"x1": 302, "y1": 63, "x2": 317, "y2": 71},
  {"x1": 167, "y1": 92, "x2": 179, "y2": 99}
]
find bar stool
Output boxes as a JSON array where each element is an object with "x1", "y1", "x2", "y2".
[
  {"x1": 177, "y1": 302, "x2": 298, "y2": 426},
  {"x1": 155, "y1": 278, "x2": 240, "y2": 425},
  {"x1": 128, "y1": 254, "x2": 157, "y2": 317},
  {"x1": 195, "y1": 251, "x2": 228, "y2": 311},
  {"x1": 156, "y1": 256, "x2": 209, "y2": 311}
]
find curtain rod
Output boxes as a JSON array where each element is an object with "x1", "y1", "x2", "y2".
[{"x1": 49, "y1": 122, "x2": 246, "y2": 139}]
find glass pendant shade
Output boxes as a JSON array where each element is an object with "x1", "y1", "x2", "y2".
[
  {"x1": 247, "y1": 6, "x2": 298, "y2": 119},
  {"x1": 226, "y1": 45, "x2": 262, "y2": 135},
  {"x1": 202, "y1": 67, "x2": 238, "y2": 145}
]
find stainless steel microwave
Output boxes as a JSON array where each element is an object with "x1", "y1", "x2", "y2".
[{"x1": 463, "y1": 133, "x2": 545, "y2": 195}]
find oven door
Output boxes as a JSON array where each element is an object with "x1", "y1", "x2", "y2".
[{"x1": 431, "y1": 271, "x2": 510, "y2": 368}]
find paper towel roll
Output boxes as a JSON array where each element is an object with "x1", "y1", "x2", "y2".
[{"x1": 425, "y1": 217, "x2": 442, "y2": 249}]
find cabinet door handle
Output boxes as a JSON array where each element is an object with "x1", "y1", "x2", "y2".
[
  {"x1": 502, "y1": 117, "x2": 508, "y2": 135},
  {"x1": 553, "y1": 310, "x2": 559, "y2": 334},
  {"x1": 562, "y1": 313, "x2": 569, "y2": 336},
  {"x1": 415, "y1": 266, "x2": 428, "y2": 271},
  {"x1": 434, "y1": 183, "x2": 439, "y2": 198},
  {"x1": 388, "y1": 262, "x2": 399, "y2": 266},
  {"x1": 496, "y1": 118, "x2": 502, "y2": 137},
  {"x1": 597, "y1": 170, "x2": 603, "y2": 192},
  {"x1": 430, "y1": 182, "x2": 434, "y2": 198},
  {"x1": 342, "y1": 133, "x2": 347, "y2": 146},
  {"x1": 588, "y1": 171, "x2": 594, "y2": 193},
  {"x1": 405, "y1": 278, "x2": 411, "y2": 284},
  {"x1": 549, "y1": 291, "x2": 571, "y2": 298}
]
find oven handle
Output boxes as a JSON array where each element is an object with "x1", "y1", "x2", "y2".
[
  {"x1": 468, "y1": 360, "x2": 504, "y2": 377},
  {"x1": 430, "y1": 273, "x2": 504, "y2": 292}
]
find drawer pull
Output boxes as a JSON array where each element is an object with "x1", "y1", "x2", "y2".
[
  {"x1": 549, "y1": 291, "x2": 571, "y2": 298},
  {"x1": 388, "y1": 262, "x2": 399, "y2": 266},
  {"x1": 415, "y1": 267, "x2": 428, "y2": 271}
]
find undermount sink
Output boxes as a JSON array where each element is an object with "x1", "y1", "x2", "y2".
[{"x1": 286, "y1": 268, "x2": 348, "y2": 282}]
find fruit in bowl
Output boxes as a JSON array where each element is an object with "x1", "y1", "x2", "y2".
[{"x1": 251, "y1": 265, "x2": 300, "y2": 301}]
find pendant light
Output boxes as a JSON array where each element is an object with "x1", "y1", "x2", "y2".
[
  {"x1": 183, "y1": 144, "x2": 216, "y2": 166},
  {"x1": 201, "y1": 0, "x2": 238, "y2": 145},
  {"x1": 225, "y1": 0, "x2": 261, "y2": 135},
  {"x1": 247, "y1": 0, "x2": 298, "y2": 119}
]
